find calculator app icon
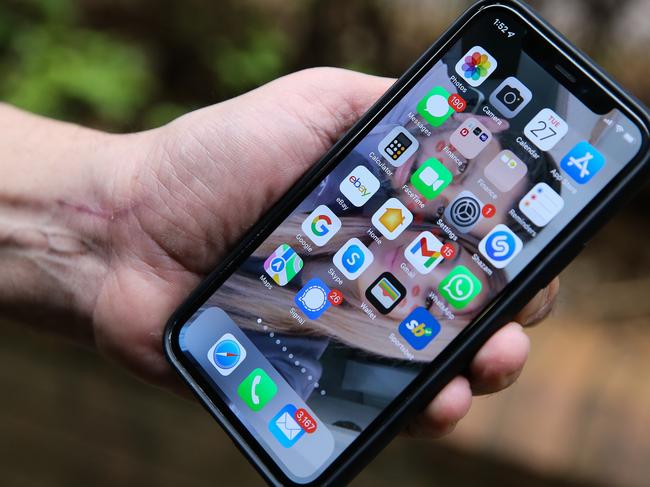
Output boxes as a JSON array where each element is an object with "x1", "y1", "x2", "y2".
[{"x1": 378, "y1": 127, "x2": 419, "y2": 167}]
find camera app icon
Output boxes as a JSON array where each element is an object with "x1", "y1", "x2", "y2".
[{"x1": 489, "y1": 76, "x2": 532, "y2": 118}]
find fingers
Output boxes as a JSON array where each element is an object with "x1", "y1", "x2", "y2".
[
  {"x1": 405, "y1": 376, "x2": 472, "y2": 438},
  {"x1": 468, "y1": 322, "x2": 530, "y2": 395},
  {"x1": 515, "y1": 277, "x2": 560, "y2": 326},
  {"x1": 405, "y1": 322, "x2": 530, "y2": 438}
]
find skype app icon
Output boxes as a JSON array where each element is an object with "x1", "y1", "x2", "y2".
[{"x1": 333, "y1": 238, "x2": 374, "y2": 280}]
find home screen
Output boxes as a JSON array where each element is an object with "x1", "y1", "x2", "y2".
[{"x1": 177, "y1": 12, "x2": 643, "y2": 484}]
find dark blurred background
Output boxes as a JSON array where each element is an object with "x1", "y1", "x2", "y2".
[{"x1": 1, "y1": 0, "x2": 649, "y2": 486}]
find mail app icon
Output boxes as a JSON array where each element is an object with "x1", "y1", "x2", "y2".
[{"x1": 269, "y1": 404, "x2": 305, "y2": 448}]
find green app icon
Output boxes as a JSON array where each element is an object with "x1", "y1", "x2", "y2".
[
  {"x1": 417, "y1": 86, "x2": 455, "y2": 127},
  {"x1": 438, "y1": 266, "x2": 482, "y2": 309},
  {"x1": 237, "y1": 368, "x2": 278, "y2": 412},
  {"x1": 410, "y1": 158, "x2": 453, "y2": 200}
]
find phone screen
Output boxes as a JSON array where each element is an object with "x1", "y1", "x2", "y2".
[{"x1": 173, "y1": 6, "x2": 644, "y2": 484}]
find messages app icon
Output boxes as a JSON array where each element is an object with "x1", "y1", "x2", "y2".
[
  {"x1": 417, "y1": 86, "x2": 455, "y2": 127},
  {"x1": 269, "y1": 404, "x2": 305, "y2": 448},
  {"x1": 410, "y1": 158, "x2": 453, "y2": 200}
]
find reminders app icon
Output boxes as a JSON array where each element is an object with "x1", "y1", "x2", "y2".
[{"x1": 519, "y1": 183, "x2": 564, "y2": 227}]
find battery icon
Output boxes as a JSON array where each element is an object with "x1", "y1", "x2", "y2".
[{"x1": 623, "y1": 133, "x2": 635, "y2": 144}]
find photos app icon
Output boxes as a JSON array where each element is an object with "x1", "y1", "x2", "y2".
[{"x1": 455, "y1": 46, "x2": 498, "y2": 87}]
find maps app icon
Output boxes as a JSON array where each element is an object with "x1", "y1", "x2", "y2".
[{"x1": 264, "y1": 244, "x2": 303, "y2": 286}]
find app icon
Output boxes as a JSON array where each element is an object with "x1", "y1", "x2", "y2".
[
  {"x1": 449, "y1": 117, "x2": 493, "y2": 159},
  {"x1": 301, "y1": 205, "x2": 342, "y2": 247},
  {"x1": 444, "y1": 190, "x2": 484, "y2": 234},
  {"x1": 371, "y1": 198, "x2": 413, "y2": 240},
  {"x1": 264, "y1": 244, "x2": 303, "y2": 286},
  {"x1": 207, "y1": 333, "x2": 247, "y2": 376},
  {"x1": 524, "y1": 108, "x2": 569, "y2": 151},
  {"x1": 404, "y1": 231, "x2": 445, "y2": 274},
  {"x1": 365, "y1": 272, "x2": 406, "y2": 314},
  {"x1": 455, "y1": 46, "x2": 498, "y2": 87},
  {"x1": 489, "y1": 76, "x2": 533, "y2": 118},
  {"x1": 237, "y1": 368, "x2": 278, "y2": 412},
  {"x1": 478, "y1": 224, "x2": 524, "y2": 269},
  {"x1": 378, "y1": 126, "x2": 420, "y2": 167},
  {"x1": 484, "y1": 150, "x2": 528, "y2": 192},
  {"x1": 294, "y1": 278, "x2": 331, "y2": 320},
  {"x1": 269, "y1": 404, "x2": 305, "y2": 448},
  {"x1": 438, "y1": 266, "x2": 482, "y2": 309},
  {"x1": 519, "y1": 182, "x2": 564, "y2": 227},
  {"x1": 410, "y1": 158, "x2": 453, "y2": 200},
  {"x1": 339, "y1": 165, "x2": 380, "y2": 207},
  {"x1": 560, "y1": 141, "x2": 605, "y2": 184},
  {"x1": 398, "y1": 307, "x2": 441, "y2": 350},
  {"x1": 417, "y1": 86, "x2": 455, "y2": 127},
  {"x1": 333, "y1": 238, "x2": 374, "y2": 280}
]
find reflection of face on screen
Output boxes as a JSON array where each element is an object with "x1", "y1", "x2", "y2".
[{"x1": 177, "y1": 12, "x2": 644, "y2": 484}]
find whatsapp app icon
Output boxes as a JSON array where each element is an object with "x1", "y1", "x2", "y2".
[{"x1": 438, "y1": 266, "x2": 482, "y2": 309}]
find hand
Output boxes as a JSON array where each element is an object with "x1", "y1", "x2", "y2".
[{"x1": 0, "y1": 67, "x2": 559, "y2": 438}]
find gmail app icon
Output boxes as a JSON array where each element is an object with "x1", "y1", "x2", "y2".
[{"x1": 269, "y1": 404, "x2": 305, "y2": 448}]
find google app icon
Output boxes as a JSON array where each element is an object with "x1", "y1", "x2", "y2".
[{"x1": 301, "y1": 204, "x2": 342, "y2": 247}]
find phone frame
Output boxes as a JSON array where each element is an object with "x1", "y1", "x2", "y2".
[{"x1": 164, "y1": 1, "x2": 650, "y2": 485}]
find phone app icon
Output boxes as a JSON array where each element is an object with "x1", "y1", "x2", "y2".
[
  {"x1": 294, "y1": 278, "x2": 331, "y2": 320},
  {"x1": 410, "y1": 158, "x2": 453, "y2": 200},
  {"x1": 339, "y1": 165, "x2": 380, "y2": 207},
  {"x1": 444, "y1": 190, "x2": 484, "y2": 234},
  {"x1": 333, "y1": 238, "x2": 374, "y2": 280},
  {"x1": 524, "y1": 108, "x2": 569, "y2": 151},
  {"x1": 269, "y1": 404, "x2": 305, "y2": 448},
  {"x1": 560, "y1": 141, "x2": 605, "y2": 184},
  {"x1": 489, "y1": 76, "x2": 533, "y2": 118},
  {"x1": 438, "y1": 266, "x2": 482, "y2": 310},
  {"x1": 264, "y1": 244, "x2": 303, "y2": 286},
  {"x1": 484, "y1": 150, "x2": 528, "y2": 192},
  {"x1": 301, "y1": 205, "x2": 342, "y2": 247},
  {"x1": 478, "y1": 224, "x2": 524, "y2": 269},
  {"x1": 455, "y1": 46, "x2": 498, "y2": 87},
  {"x1": 237, "y1": 368, "x2": 278, "y2": 412},
  {"x1": 398, "y1": 307, "x2": 441, "y2": 350},
  {"x1": 417, "y1": 86, "x2": 455, "y2": 127},
  {"x1": 449, "y1": 117, "x2": 493, "y2": 159},
  {"x1": 207, "y1": 333, "x2": 247, "y2": 376},
  {"x1": 404, "y1": 231, "x2": 445, "y2": 274},
  {"x1": 378, "y1": 126, "x2": 420, "y2": 167},
  {"x1": 365, "y1": 272, "x2": 406, "y2": 314},
  {"x1": 519, "y1": 182, "x2": 564, "y2": 227},
  {"x1": 371, "y1": 197, "x2": 413, "y2": 240}
]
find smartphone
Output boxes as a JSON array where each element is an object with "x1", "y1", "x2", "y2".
[{"x1": 164, "y1": 1, "x2": 650, "y2": 485}]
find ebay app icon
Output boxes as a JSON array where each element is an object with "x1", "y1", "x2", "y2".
[{"x1": 339, "y1": 165, "x2": 380, "y2": 207}]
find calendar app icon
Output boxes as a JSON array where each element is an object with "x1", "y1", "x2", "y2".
[{"x1": 524, "y1": 108, "x2": 569, "y2": 151}]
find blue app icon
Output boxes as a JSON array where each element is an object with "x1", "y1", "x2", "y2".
[
  {"x1": 560, "y1": 141, "x2": 605, "y2": 184},
  {"x1": 342, "y1": 245, "x2": 365, "y2": 273},
  {"x1": 398, "y1": 307, "x2": 441, "y2": 350},
  {"x1": 269, "y1": 404, "x2": 305, "y2": 448},
  {"x1": 294, "y1": 278, "x2": 331, "y2": 320}
]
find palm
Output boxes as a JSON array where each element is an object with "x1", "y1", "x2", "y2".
[{"x1": 92, "y1": 68, "x2": 393, "y2": 387}]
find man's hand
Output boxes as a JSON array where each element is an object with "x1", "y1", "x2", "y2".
[{"x1": 0, "y1": 68, "x2": 558, "y2": 437}]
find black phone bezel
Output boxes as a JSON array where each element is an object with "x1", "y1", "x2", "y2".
[{"x1": 164, "y1": 1, "x2": 650, "y2": 485}]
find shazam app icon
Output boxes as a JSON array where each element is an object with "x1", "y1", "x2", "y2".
[
  {"x1": 479, "y1": 224, "x2": 524, "y2": 269},
  {"x1": 207, "y1": 333, "x2": 247, "y2": 376}
]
